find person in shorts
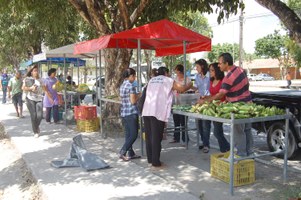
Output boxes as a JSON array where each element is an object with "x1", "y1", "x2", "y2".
[{"x1": 8, "y1": 71, "x2": 23, "y2": 117}]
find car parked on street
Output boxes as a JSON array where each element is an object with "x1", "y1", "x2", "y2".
[
  {"x1": 256, "y1": 73, "x2": 275, "y2": 81},
  {"x1": 247, "y1": 73, "x2": 260, "y2": 81}
]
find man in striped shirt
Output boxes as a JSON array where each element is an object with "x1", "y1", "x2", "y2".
[{"x1": 198, "y1": 53, "x2": 253, "y2": 157}]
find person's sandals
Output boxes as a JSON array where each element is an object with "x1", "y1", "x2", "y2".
[
  {"x1": 203, "y1": 146, "x2": 209, "y2": 153},
  {"x1": 119, "y1": 155, "x2": 130, "y2": 162},
  {"x1": 169, "y1": 140, "x2": 179, "y2": 143},
  {"x1": 199, "y1": 145, "x2": 204, "y2": 150}
]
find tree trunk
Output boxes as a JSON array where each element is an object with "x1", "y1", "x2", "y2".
[
  {"x1": 68, "y1": 0, "x2": 150, "y2": 131},
  {"x1": 101, "y1": 48, "x2": 131, "y2": 130},
  {"x1": 255, "y1": 0, "x2": 301, "y2": 45}
]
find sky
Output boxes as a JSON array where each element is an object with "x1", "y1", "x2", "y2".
[{"x1": 191, "y1": 0, "x2": 283, "y2": 60}]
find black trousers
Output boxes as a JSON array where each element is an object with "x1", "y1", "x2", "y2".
[
  {"x1": 173, "y1": 114, "x2": 189, "y2": 142},
  {"x1": 45, "y1": 105, "x2": 59, "y2": 123},
  {"x1": 143, "y1": 116, "x2": 165, "y2": 166}
]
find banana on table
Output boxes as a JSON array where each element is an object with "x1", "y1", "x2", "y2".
[{"x1": 173, "y1": 101, "x2": 285, "y2": 119}]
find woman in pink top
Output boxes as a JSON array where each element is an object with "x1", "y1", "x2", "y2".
[{"x1": 142, "y1": 67, "x2": 191, "y2": 168}]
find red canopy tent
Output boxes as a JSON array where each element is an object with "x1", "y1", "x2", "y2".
[
  {"x1": 74, "y1": 19, "x2": 211, "y2": 56},
  {"x1": 74, "y1": 19, "x2": 212, "y2": 140}
]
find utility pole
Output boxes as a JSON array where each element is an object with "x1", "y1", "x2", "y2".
[{"x1": 239, "y1": 6, "x2": 244, "y2": 68}]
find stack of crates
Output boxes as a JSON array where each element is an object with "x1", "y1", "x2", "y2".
[
  {"x1": 74, "y1": 105, "x2": 99, "y2": 132},
  {"x1": 210, "y1": 152, "x2": 255, "y2": 186}
]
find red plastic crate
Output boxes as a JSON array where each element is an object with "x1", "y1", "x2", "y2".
[{"x1": 74, "y1": 105, "x2": 97, "y2": 120}]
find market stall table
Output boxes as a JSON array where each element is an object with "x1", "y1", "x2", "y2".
[{"x1": 173, "y1": 109, "x2": 291, "y2": 195}]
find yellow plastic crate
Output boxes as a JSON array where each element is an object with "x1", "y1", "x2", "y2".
[
  {"x1": 210, "y1": 152, "x2": 255, "y2": 186},
  {"x1": 77, "y1": 117, "x2": 100, "y2": 132}
]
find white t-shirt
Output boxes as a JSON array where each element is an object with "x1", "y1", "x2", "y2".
[
  {"x1": 23, "y1": 77, "x2": 44, "y2": 102},
  {"x1": 142, "y1": 75, "x2": 174, "y2": 122}
]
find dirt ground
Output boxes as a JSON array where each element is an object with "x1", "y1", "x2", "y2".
[{"x1": 0, "y1": 123, "x2": 41, "y2": 200}]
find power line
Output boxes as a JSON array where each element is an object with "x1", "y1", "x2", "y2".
[{"x1": 209, "y1": 12, "x2": 275, "y2": 27}]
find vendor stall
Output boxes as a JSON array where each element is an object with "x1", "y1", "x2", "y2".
[
  {"x1": 74, "y1": 19, "x2": 212, "y2": 152},
  {"x1": 32, "y1": 44, "x2": 95, "y2": 126},
  {"x1": 172, "y1": 107, "x2": 291, "y2": 195}
]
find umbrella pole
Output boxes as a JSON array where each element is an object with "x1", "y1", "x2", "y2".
[
  {"x1": 63, "y1": 54, "x2": 68, "y2": 126},
  {"x1": 183, "y1": 41, "x2": 189, "y2": 149},
  {"x1": 137, "y1": 39, "x2": 144, "y2": 156},
  {"x1": 95, "y1": 54, "x2": 98, "y2": 107},
  {"x1": 98, "y1": 50, "x2": 104, "y2": 138},
  {"x1": 77, "y1": 58, "x2": 80, "y2": 86}
]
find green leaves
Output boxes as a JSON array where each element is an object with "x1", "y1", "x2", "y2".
[
  {"x1": 208, "y1": 43, "x2": 241, "y2": 63},
  {"x1": 255, "y1": 30, "x2": 286, "y2": 59}
]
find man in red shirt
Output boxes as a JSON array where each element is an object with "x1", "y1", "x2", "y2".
[{"x1": 199, "y1": 53, "x2": 253, "y2": 156}]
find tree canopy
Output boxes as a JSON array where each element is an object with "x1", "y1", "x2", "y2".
[
  {"x1": 255, "y1": 31, "x2": 286, "y2": 59},
  {"x1": 207, "y1": 43, "x2": 241, "y2": 63},
  {"x1": 0, "y1": 0, "x2": 97, "y2": 70}
]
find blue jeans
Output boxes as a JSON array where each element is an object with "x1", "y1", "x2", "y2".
[
  {"x1": 2, "y1": 87, "x2": 7, "y2": 103},
  {"x1": 198, "y1": 119, "x2": 211, "y2": 147},
  {"x1": 233, "y1": 123, "x2": 253, "y2": 156},
  {"x1": 120, "y1": 114, "x2": 139, "y2": 157},
  {"x1": 212, "y1": 122, "x2": 230, "y2": 152}
]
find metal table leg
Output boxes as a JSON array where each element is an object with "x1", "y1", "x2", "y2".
[
  {"x1": 230, "y1": 114, "x2": 235, "y2": 195},
  {"x1": 283, "y1": 109, "x2": 289, "y2": 182}
]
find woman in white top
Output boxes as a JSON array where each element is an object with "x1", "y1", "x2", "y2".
[
  {"x1": 142, "y1": 67, "x2": 191, "y2": 168},
  {"x1": 170, "y1": 64, "x2": 192, "y2": 144},
  {"x1": 22, "y1": 65, "x2": 44, "y2": 138}
]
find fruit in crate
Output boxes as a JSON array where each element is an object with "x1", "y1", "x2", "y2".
[
  {"x1": 52, "y1": 81, "x2": 64, "y2": 92},
  {"x1": 76, "y1": 84, "x2": 90, "y2": 93}
]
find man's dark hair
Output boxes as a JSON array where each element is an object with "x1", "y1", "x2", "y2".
[
  {"x1": 67, "y1": 75, "x2": 72, "y2": 81},
  {"x1": 48, "y1": 68, "x2": 57, "y2": 76},
  {"x1": 122, "y1": 68, "x2": 136, "y2": 78},
  {"x1": 219, "y1": 53, "x2": 233, "y2": 66},
  {"x1": 195, "y1": 59, "x2": 208, "y2": 75},
  {"x1": 158, "y1": 67, "x2": 168, "y2": 76}
]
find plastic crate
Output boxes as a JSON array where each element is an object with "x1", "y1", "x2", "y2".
[
  {"x1": 74, "y1": 105, "x2": 97, "y2": 120},
  {"x1": 77, "y1": 117, "x2": 100, "y2": 132},
  {"x1": 210, "y1": 152, "x2": 255, "y2": 187}
]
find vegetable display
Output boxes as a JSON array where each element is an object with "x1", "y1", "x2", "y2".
[
  {"x1": 52, "y1": 81, "x2": 64, "y2": 92},
  {"x1": 173, "y1": 100, "x2": 285, "y2": 119},
  {"x1": 76, "y1": 84, "x2": 90, "y2": 93}
]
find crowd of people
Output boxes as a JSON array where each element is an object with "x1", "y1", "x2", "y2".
[
  {"x1": 1, "y1": 52, "x2": 254, "y2": 168},
  {"x1": 0, "y1": 65, "x2": 78, "y2": 138},
  {"x1": 118, "y1": 52, "x2": 254, "y2": 169}
]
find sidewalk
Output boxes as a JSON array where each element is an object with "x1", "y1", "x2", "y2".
[{"x1": 0, "y1": 95, "x2": 300, "y2": 199}]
